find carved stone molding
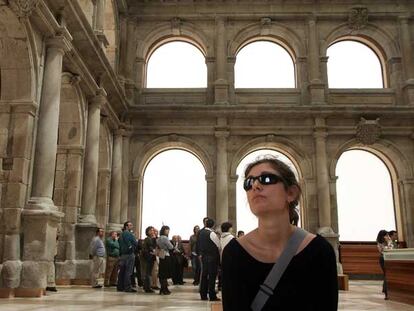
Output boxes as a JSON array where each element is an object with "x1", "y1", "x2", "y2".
[
  {"x1": 8, "y1": 0, "x2": 39, "y2": 18},
  {"x1": 356, "y1": 118, "x2": 381, "y2": 145},
  {"x1": 348, "y1": 7, "x2": 368, "y2": 31},
  {"x1": 171, "y1": 17, "x2": 181, "y2": 35}
]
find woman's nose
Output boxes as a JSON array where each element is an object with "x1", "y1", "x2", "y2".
[{"x1": 252, "y1": 178, "x2": 262, "y2": 190}]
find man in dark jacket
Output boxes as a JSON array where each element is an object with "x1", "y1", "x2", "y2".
[
  {"x1": 117, "y1": 221, "x2": 138, "y2": 292},
  {"x1": 198, "y1": 218, "x2": 220, "y2": 301}
]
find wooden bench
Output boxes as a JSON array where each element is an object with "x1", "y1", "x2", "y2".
[{"x1": 338, "y1": 274, "x2": 349, "y2": 291}]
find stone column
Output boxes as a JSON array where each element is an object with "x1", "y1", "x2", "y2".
[
  {"x1": 107, "y1": 130, "x2": 123, "y2": 231},
  {"x1": 120, "y1": 130, "x2": 130, "y2": 223},
  {"x1": 79, "y1": 90, "x2": 106, "y2": 224},
  {"x1": 215, "y1": 128, "x2": 229, "y2": 225},
  {"x1": 400, "y1": 178, "x2": 414, "y2": 247},
  {"x1": 94, "y1": 0, "x2": 105, "y2": 32},
  {"x1": 28, "y1": 35, "x2": 70, "y2": 211},
  {"x1": 399, "y1": 16, "x2": 414, "y2": 104},
  {"x1": 313, "y1": 118, "x2": 332, "y2": 233},
  {"x1": 307, "y1": 17, "x2": 325, "y2": 104},
  {"x1": 206, "y1": 175, "x2": 215, "y2": 220},
  {"x1": 21, "y1": 34, "x2": 70, "y2": 295},
  {"x1": 214, "y1": 17, "x2": 229, "y2": 104},
  {"x1": 314, "y1": 118, "x2": 340, "y2": 271}
]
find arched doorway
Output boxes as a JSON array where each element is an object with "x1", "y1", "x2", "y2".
[
  {"x1": 141, "y1": 149, "x2": 207, "y2": 238},
  {"x1": 336, "y1": 149, "x2": 396, "y2": 241}
]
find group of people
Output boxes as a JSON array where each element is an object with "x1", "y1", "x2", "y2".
[
  {"x1": 88, "y1": 155, "x2": 339, "y2": 310},
  {"x1": 89, "y1": 222, "x2": 190, "y2": 295},
  {"x1": 376, "y1": 229, "x2": 398, "y2": 300}
]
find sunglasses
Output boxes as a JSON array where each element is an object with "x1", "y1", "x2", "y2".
[{"x1": 243, "y1": 173, "x2": 285, "y2": 191}]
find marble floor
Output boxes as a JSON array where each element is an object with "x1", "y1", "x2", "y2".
[{"x1": 0, "y1": 280, "x2": 413, "y2": 311}]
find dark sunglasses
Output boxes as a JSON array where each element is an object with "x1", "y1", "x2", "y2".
[{"x1": 243, "y1": 173, "x2": 285, "y2": 191}]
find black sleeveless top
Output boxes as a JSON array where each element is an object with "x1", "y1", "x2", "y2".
[{"x1": 222, "y1": 235, "x2": 338, "y2": 311}]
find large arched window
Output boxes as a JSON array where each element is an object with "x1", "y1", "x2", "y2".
[
  {"x1": 146, "y1": 41, "x2": 207, "y2": 88},
  {"x1": 236, "y1": 149, "x2": 300, "y2": 234},
  {"x1": 141, "y1": 149, "x2": 206, "y2": 238},
  {"x1": 327, "y1": 40, "x2": 383, "y2": 88},
  {"x1": 336, "y1": 150, "x2": 396, "y2": 241},
  {"x1": 235, "y1": 41, "x2": 295, "y2": 88}
]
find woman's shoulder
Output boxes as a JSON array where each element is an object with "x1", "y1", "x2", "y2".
[
  {"x1": 301, "y1": 234, "x2": 335, "y2": 258},
  {"x1": 222, "y1": 238, "x2": 244, "y2": 257}
]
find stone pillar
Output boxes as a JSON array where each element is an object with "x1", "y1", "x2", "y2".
[
  {"x1": 400, "y1": 178, "x2": 414, "y2": 247},
  {"x1": 206, "y1": 57, "x2": 215, "y2": 104},
  {"x1": 206, "y1": 175, "x2": 215, "y2": 220},
  {"x1": 21, "y1": 34, "x2": 70, "y2": 294},
  {"x1": 79, "y1": 90, "x2": 106, "y2": 224},
  {"x1": 108, "y1": 130, "x2": 123, "y2": 231},
  {"x1": 214, "y1": 17, "x2": 229, "y2": 104},
  {"x1": 307, "y1": 17, "x2": 325, "y2": 104},
  {"x1": 314, "y1": 118, "x2": 339, "y2": 271},
  {"x1": 28, "y1": 35, "x2": 70, "y2": 211},
  {"x1": 313, "y1": 118, "x2": 332, "y2": 233},
  {"x1": 94, "y1": 0, "x2": 105, "y2": 32},
  {"x1": 121, "y1": 131, "x2": 130, "y2": 223},
  {"x1": 215, "y1": 127, "x2": 229, "y2": 225},
  {"x1": 399, "y1": 16, "x2": 414, "y2": 104},
  {"x1": 228, "y1": 174, "x2": 238, "y2": 229}
]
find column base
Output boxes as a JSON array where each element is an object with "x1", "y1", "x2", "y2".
[
  {"x1": 78, "y1": 214, "x2": 97, "y2": 225},
  {"x1": 214, "y1": 78, "x2": 229, "y2": 104},
  {"x1": 25, "y1": 197, "x2": 58, "y2": 211},
  {"x1": 317, "y1": 227, "x2": 343, "y2": 274},
  {"x1": 106, "y1": 223, "x2": 123, "y2": 232},
  {"x1": 402, "y1": 79, "x2": 414, "y2": 104},
  {"x1": 308, "y1": 81, "x2": 326, "y2": 104},
  {"x1": 56, "y1": 259, "x2": 93, "y2": 284},
  {"x1": 75, "y1": 223, "x2": 98, "y2": 260}
]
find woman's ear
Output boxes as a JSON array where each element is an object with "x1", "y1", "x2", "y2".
[{"x1": 287, "y1": 184, "x2": 300, "y2": 203}]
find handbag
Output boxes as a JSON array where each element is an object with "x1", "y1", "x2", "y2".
[{"x1": 250, "y1": 228, "x2": 307, "y2": 311}]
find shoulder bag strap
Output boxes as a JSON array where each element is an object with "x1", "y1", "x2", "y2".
[{"x1": 250, "y1": 227, "x2": 308, "y2": 311}]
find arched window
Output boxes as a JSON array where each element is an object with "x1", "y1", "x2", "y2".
[
  {"x1": 146, "y1": 41, "x2": 207, "y2": 88},
  {"x1": 336, "y1": 150, "x2": 396, "y2": 241},
  {"x1": 235, "y1": 41, "x2": 295, "y2": 88},
  {"x1": 327, "y1": 40, "x2": 383, "y2": 88},
  {"x1": 141, "y1": 149, "x2": 206, "y2": 238},
  {"x1": 236, "y1": 149, "x2": 300, "y2": 233}
]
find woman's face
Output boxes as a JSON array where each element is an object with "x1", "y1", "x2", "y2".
[{"x1": 245, "y1": 163, "x2": 293, "y2": 217}]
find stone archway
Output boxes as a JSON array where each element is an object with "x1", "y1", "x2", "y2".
[
  {"x1": 330, "y1": 139, "x2": 414, "y2": 246},
  {"x1": 131, "y1": 135, "x2": 214, "y2": 235}
]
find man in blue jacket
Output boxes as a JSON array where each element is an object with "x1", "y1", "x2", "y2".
[{"x1": 117, "y1": 221, "x2": 138, "y2": 292}]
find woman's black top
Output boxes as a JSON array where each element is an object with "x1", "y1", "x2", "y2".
[{"x1": 222, "y1": 235, "x2": 338, "y2": 311}]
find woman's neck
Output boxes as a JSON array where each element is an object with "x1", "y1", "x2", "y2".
[{"x1": 256, "y1": 214, "x2": 294, "y2": 249}]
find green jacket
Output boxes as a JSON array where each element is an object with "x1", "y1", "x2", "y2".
[
  {"x1": 105, "y1": 237, "x2": 120, "y2": 257},
  {"x1": 119, "y1": 230, "x2": 138, "y2": 255}
]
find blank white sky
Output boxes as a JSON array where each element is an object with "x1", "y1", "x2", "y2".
[{"x1": 142, "y1": 40, "x2": 395, "y2": 241}]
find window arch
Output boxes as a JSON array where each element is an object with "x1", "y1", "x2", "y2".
[
  {"x1": 336, "y1": 149, "x2": 396, "y2": 241},
  {"x1": 236, "y1": 149, "x2": 300, "y2": 233},
  {"x1": 235, "y1": 40, "x2": 295, "y2": 88},
  {"x1": 146, "y1": 41, "x2": 207, "y2": 88},
  {"x1": 141, "y1": 149, "x2": 207, "y2": 238},
  {"x1": 327, "y1": 40, "x2": 384, "y2": 88}
]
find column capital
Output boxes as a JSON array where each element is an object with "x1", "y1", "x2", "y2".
[
  {"x1": 313, "y1": 131, "x2": 328, "y2": 140},
  {"x1": 45, "y1": 35, "x2": 72, "y2": 54},
  {"x1": 90, "y1": 88, "x2": 107, "y2": 108},
  {"x1": 398, "y1": 14, "x2": 411, "y2": 23},
  {"x1": 8, "y1": 0, "x2": 39, "y2": 18},
  {"x1": 215, "y1": 130, "x2": 229, "y2": 138}
]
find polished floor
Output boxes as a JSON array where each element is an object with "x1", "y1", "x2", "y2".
[{"x1": 0, "y1": 280, "x2": 413, "y2": 310}]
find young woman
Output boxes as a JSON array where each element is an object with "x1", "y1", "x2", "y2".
[
  {"x1": 222, "y1": 156, "x2": 338, "y2": 310},
  {"x1": 376, "y1": 229, "x2": 393, "y2": 300},
  {"x1": 157, "y1": 225, "x2": 174, "y2": 295}
]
